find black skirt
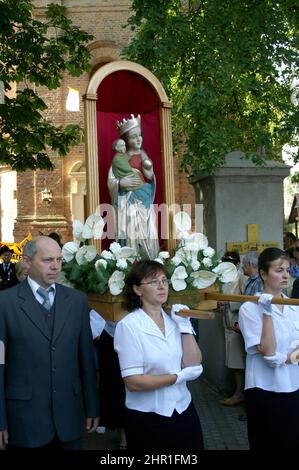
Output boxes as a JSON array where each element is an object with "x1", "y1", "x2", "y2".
[
  {"x1": 96, "y1": 330, "x2": 126, "y2": 430},
  {"x1": 245, "y1": 387, "x2": 299, "y2": 450},
  {"x1": 125, "y1": 401, "x2": 204, "y2": 451}
]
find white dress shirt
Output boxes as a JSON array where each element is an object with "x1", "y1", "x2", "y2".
[
  {"x1": 239, "y1": 296, "x2": 299, "y2": 393},
  {"x1": 114, "y1": 308, "x2": 192, "y2": 417},
  {"x1": 27, "y1": 276, "x2": 56, "y2": 307},
  {"x1": 89, "y1": 309, "x2": 106, "y2": 340}
]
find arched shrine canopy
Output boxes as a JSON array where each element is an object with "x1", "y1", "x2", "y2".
[{"x1": 84, "y1": 60, "x2": 175, "y2": 252}]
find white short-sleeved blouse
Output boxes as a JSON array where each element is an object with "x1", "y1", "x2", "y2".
[
  {"x1": 239, "y1": 297, "x2": 299, "y2": 393},
  {"x1": 114, "y1": 308, "x2": 192, "y2": 417}
]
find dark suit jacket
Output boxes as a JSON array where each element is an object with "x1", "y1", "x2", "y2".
[
  {"x1": 0, "y1": 280, "x2": 99, "y2": 447},
  {"x1": 0, "y1": 263, "x2": 18, "y2": 290},
  {"x1": 291, "y1": 278, "x2": 299, "y2": 299}
]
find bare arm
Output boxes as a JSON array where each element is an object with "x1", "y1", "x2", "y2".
[
  {"x1": 181, "y1": 334, "x2": 202, "y2": 367},
  {"x1": 257, "y1": 315, "x2": 276, "y2": 356},
  {"x1": 124, "y1": 373, "x2": 177, "y2": 392}
]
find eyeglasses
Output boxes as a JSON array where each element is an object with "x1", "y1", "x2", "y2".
[{"x1": 139, "y1": 278, "x2": 170, "y2": 287}]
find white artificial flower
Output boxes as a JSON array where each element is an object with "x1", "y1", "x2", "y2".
[
  {"x1": 175, "y1": 247, "x2": 185, "y2": 258},
  {"x1": 190, "y1": 259, "x2": 200, "y2": 271},
  {"x1": 61, "y1": 241, "x2": 80, "y2": 262},
  {"x1": 95, "y1": 259, "x2": 107, "y2": 271},
  {"x1": 158, "y1": 251, "x2": 170, "y2": 260},
  {"x1": 154, "y1": 257, "x2": 164, "y2": 264},
  {"x1": 173, "y1": 211, "x2": 192, "y2": 240},
  {"x1": 171, "y1": 266, "x2": 188, "y2": 291},
  {"x1": 203, "y1": 247, "x2": 215, "y2": 258},
  {"x1": 101, "y1": 250, "x2": 114, "y2": 260},
  {"x1": 213, "y1": 262, "x2": 238, "y2": 283},
  {"x1": 108, "y1": 270, "x2": 126, "y2": 295},
  {"x1": 116, "y1": 258, "x2": 127, "y2": 269},
  {"x1": 75, "y1": 245, "x2": 97, "y2": 265},
  {"x1": 202, "y1": 257, "x2": 213, "y2": 268},
  {"x1": 190, "y1": 270, "x2": 217, "y2": 289},
  {"x1": 171, "y1": 256, "x2": 182, "y2": 266},
  {"x1": 184, "y1": 232, "x2": 208, "y2": 250},
  {"x1": 73, "y1": 220, "x2": 85, "y2": 241},
  {"x1": 175, "y1": 246, "x2": 197, "y2": 267},
  {"x1": 109, "y1": 242, "x2": 122, "y2": 255},
  {"x1": 82, "y1": 214, "x2": 104, "y2": 240},
  {"x1": 118, "y1": 246, "x2": 136, "y2": 259}
]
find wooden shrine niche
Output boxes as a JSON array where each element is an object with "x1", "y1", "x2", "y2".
[{"x1": 84, "y1": 60, "x2": 175, "y2": 253}]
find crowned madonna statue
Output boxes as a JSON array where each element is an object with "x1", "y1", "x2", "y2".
[{"x1": 107, "y1": 114, "x2": 160, "y2": 259}]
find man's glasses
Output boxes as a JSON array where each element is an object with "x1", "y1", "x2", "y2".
[{"x1": 139, "y1": 278, "x2": 170, "y2": 287}]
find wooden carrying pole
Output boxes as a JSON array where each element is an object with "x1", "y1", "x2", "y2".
[
  {"x1": 178, "y1": 292, "x2": 299, "y2": 318},
  {"x1": 205, "y1": 292, "x2": 299, "y2": 306}
]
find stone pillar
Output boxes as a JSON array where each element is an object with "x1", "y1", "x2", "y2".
[{"x1": 190, "y1": 151, "x2": 290, "y2": 391}]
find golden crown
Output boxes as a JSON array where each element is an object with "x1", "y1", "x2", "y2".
[{"x1": 116, "y1": 114, "x2": 141, "y2": 136}]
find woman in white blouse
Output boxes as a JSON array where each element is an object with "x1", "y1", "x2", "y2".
[
  {"x1": 114, "y1": 260, "x2": 204, "y2": 451},
  {"x1": 239, "y1": 247, "x2": 299, "y2": 450}
]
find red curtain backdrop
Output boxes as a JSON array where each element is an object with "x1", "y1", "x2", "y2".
[{"x1": 96, "y1": 70, "x2": 164, "y2": 249}]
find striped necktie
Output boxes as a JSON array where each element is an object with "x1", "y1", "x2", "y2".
[{"x1": 37, "y1": 286, "x2": 53, "y2": 311}]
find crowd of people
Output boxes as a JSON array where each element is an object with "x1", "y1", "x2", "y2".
[{"x1": 1, "y1": 110, "x2": 299, "y2": 452}]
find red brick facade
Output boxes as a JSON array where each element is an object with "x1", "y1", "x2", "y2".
[{"x1": 12, "y1": 0, "x2": 195, "y2": 244}]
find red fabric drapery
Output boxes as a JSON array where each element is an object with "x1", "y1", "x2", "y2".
[{"x1": 96, "y1": 70, "x2": 164, "y2": 249}]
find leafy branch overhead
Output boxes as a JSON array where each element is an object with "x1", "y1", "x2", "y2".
[
  {"x1": 124, "y1": 0, "x2": 299, "y2": 175},
  {"x1": 0, "y1": 0, "x2": 94, "y2": 171}
]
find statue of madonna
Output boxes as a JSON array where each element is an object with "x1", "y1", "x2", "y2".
[{"x1": 107, "y1": 114, "x2": 160, "y2": 259}]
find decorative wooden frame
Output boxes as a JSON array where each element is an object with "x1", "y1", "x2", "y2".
[{"x1": 83, "y1": 60, "x2": 175, "y2": 253}]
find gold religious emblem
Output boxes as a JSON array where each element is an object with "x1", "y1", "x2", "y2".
[{"x1": 226, "y1": 224, "x2": 279, "y2": 254}]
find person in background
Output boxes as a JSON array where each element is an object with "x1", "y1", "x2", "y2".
[
  {"x1": 219, "y1": 251, "x2": 247, "y2": 406},
  {"x1": 242, "y1": 251, "x2": 263, "y2": 296},
  {"x1": 285, "y1": 247, "x2": 295, "y2": 267},
  {"x1": 89, "y1": 309, "x2": 107, "y2": 435},
  {"x1": 232, "y1": 250, "x2": 264, "y2": 421},
  {"x1": 0, "y1": 246, "x2": 18, "y2": 291},
  {"x1": 291, "y1": 274, "x2": 299, "y2": 298},
  {"x1": 289, "y1": 246, "x2": 299, "y2": 279},
  {"x1": 239, "y1": 247, "x2": 299, "y2": 450},
  {"x1": 96, "y1": 320, "x2": 127, "y2": 449},
  {"x1": 48, "y1": 232, "x2": 63, "y2": 249},
  {"x1": 283, "y1": 231, "x2": 296, "y2": 250},
  {"x1": 15, "y1": 260, "x2": 29, "y2": 283},
  {"x1": 285, "y1": 247, "x2": 296, "y2": 296},
  {"x1": 114, "y1": 260, "x2": 204, "y2": 451},
  {"x1": 0, "y1": 236, "x2": 99, "y2": 450}
]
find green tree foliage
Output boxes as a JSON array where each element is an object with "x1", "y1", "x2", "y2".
[
  {"x1": 124, "y1": 0, "x2": 299, "y2": 175},
  {"x1": 0, "y1": 0, "x2": 94, "y2": 171}
]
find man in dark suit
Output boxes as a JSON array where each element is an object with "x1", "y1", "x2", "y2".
[
  {"x1": 0, "y1": 236, "x2": 99, "y2": 450},
  {"x1": 0, "y1": 246, "x2": 18, "y2": 291}
]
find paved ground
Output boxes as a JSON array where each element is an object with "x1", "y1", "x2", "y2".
[{"x1": 83, "y1": 377, "x2": 249, "y2": 451}]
